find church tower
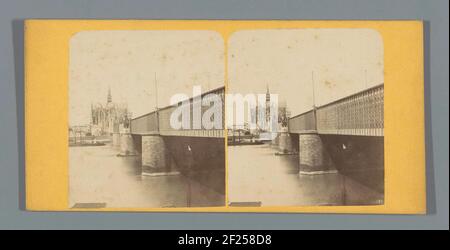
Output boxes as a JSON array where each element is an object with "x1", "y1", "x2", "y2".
[
  {"x1": 107, "y1": 86, "x2": 112, "y2": 104},
  {"x1": 265, "y1": 85, "x2": 271, "y2": 128}
]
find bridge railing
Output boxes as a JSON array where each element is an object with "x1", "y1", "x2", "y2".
[
  {"x1": 130, "y1": 87, "x2": 225, "y2": 138},
  {"x1": 288, "y1": 110, "x2": 316, "y2": 134},
  {"x1": 289, "y1": 84, "x2": 384, "y2": 136},
  {"x1": 130, "y1": 112, "x2": 158, "y2": 135}
]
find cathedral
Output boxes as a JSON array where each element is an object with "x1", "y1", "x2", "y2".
[
  {"x1": 249, "y1": 86, "x2": 289, "y2": 132},
  {"x1": 90, "y1": 88, "x2": 131, "y2": 136}
]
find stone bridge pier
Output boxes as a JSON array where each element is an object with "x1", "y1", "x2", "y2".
[
  {"x1": 289, "y1": 132, "x2": 384, "y2": 182},
  {"x1": 276, "y1": 130, "x2": 336, "y2": 174},
  {"x1": 118, "y1": 133, "x2": 137, "y2": 156},
  {"x1": 121, "y1": 132, "x2": 225, "y2": 193},
  {"x1": 277, "y1": 131, "x2": 294, "y2": 153},
  {"x1": 141, "y1": 135, "x2": 175, "y2": 175},
  {"x1": 297, "y1": 132, "x2": 336, "y2": 174},
  {"x1": 135, "y1": 134, "x2": 225, "y2": 194}
]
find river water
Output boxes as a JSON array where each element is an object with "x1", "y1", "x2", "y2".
[
  {"x1": 69, "y1": 145, "x2": 224, "y2": 208},
  {"x1": 228, "y1": 144, "x2": 384, "y2": 206},
  {"x1": 69, "y1": 143, "x2": 382, "y2": 208}
]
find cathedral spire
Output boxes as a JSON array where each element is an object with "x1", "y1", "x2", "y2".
[
  {"x1": 265, "y1": 84, "x2": 271, "y2": 125},
  {"x1": 107, "y1": 86, "x2": 112, "y2": 103}
]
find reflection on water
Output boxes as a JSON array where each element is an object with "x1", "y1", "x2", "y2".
[
  {"x1": 69, "y1": 145, "x2": 224, "y2": 208},
  {"x1": 228, "y1": 144, "x2": 383, "y2": 206}
]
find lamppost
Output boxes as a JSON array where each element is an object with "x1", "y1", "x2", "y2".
[
  {"x1": 311, "y1": 71, "x2": 318, "y2": 131},
  {"x1": 154, "y1": 72, "x2": 160, "y2": 133}
]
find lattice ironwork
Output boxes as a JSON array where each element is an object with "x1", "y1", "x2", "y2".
[
  {"x1": 130, "y1": 87, "x2": 225, "y2": 138},
  {"x1": 290, "y1": 84, "x2": 384, "y2": 136}
]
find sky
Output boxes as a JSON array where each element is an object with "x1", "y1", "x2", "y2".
[
  {"x1": 228, "y1": 28, "x2": 384, "y2": 117},
  {"x1": 69, "y1": 30, "x2": 224, "y2": 126},
  {"x1": 69, "y1": 29, "x2": 383, "y2": 126}
]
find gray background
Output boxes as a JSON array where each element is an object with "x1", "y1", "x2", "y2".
[{"x1": 0, "y1": 0, "x2": 448, "y2": 230}]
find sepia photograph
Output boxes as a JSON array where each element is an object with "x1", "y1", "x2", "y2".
[
  {"x1": 68, "y1": 28, "x2": 385, "y2": 208},
  {"x1": 9, "y1": 0, "x2": 443, "y2": 232},
  {"x1": 227, "y1": 29, "x2": 384, "y2": 206},
  {"x1": 68, "y1": 30, "x2": 226, "y2": 208}
]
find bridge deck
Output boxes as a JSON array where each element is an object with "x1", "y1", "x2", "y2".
[{"x1": 131, "y1": 84, "x2": 382, "y2": 138}]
